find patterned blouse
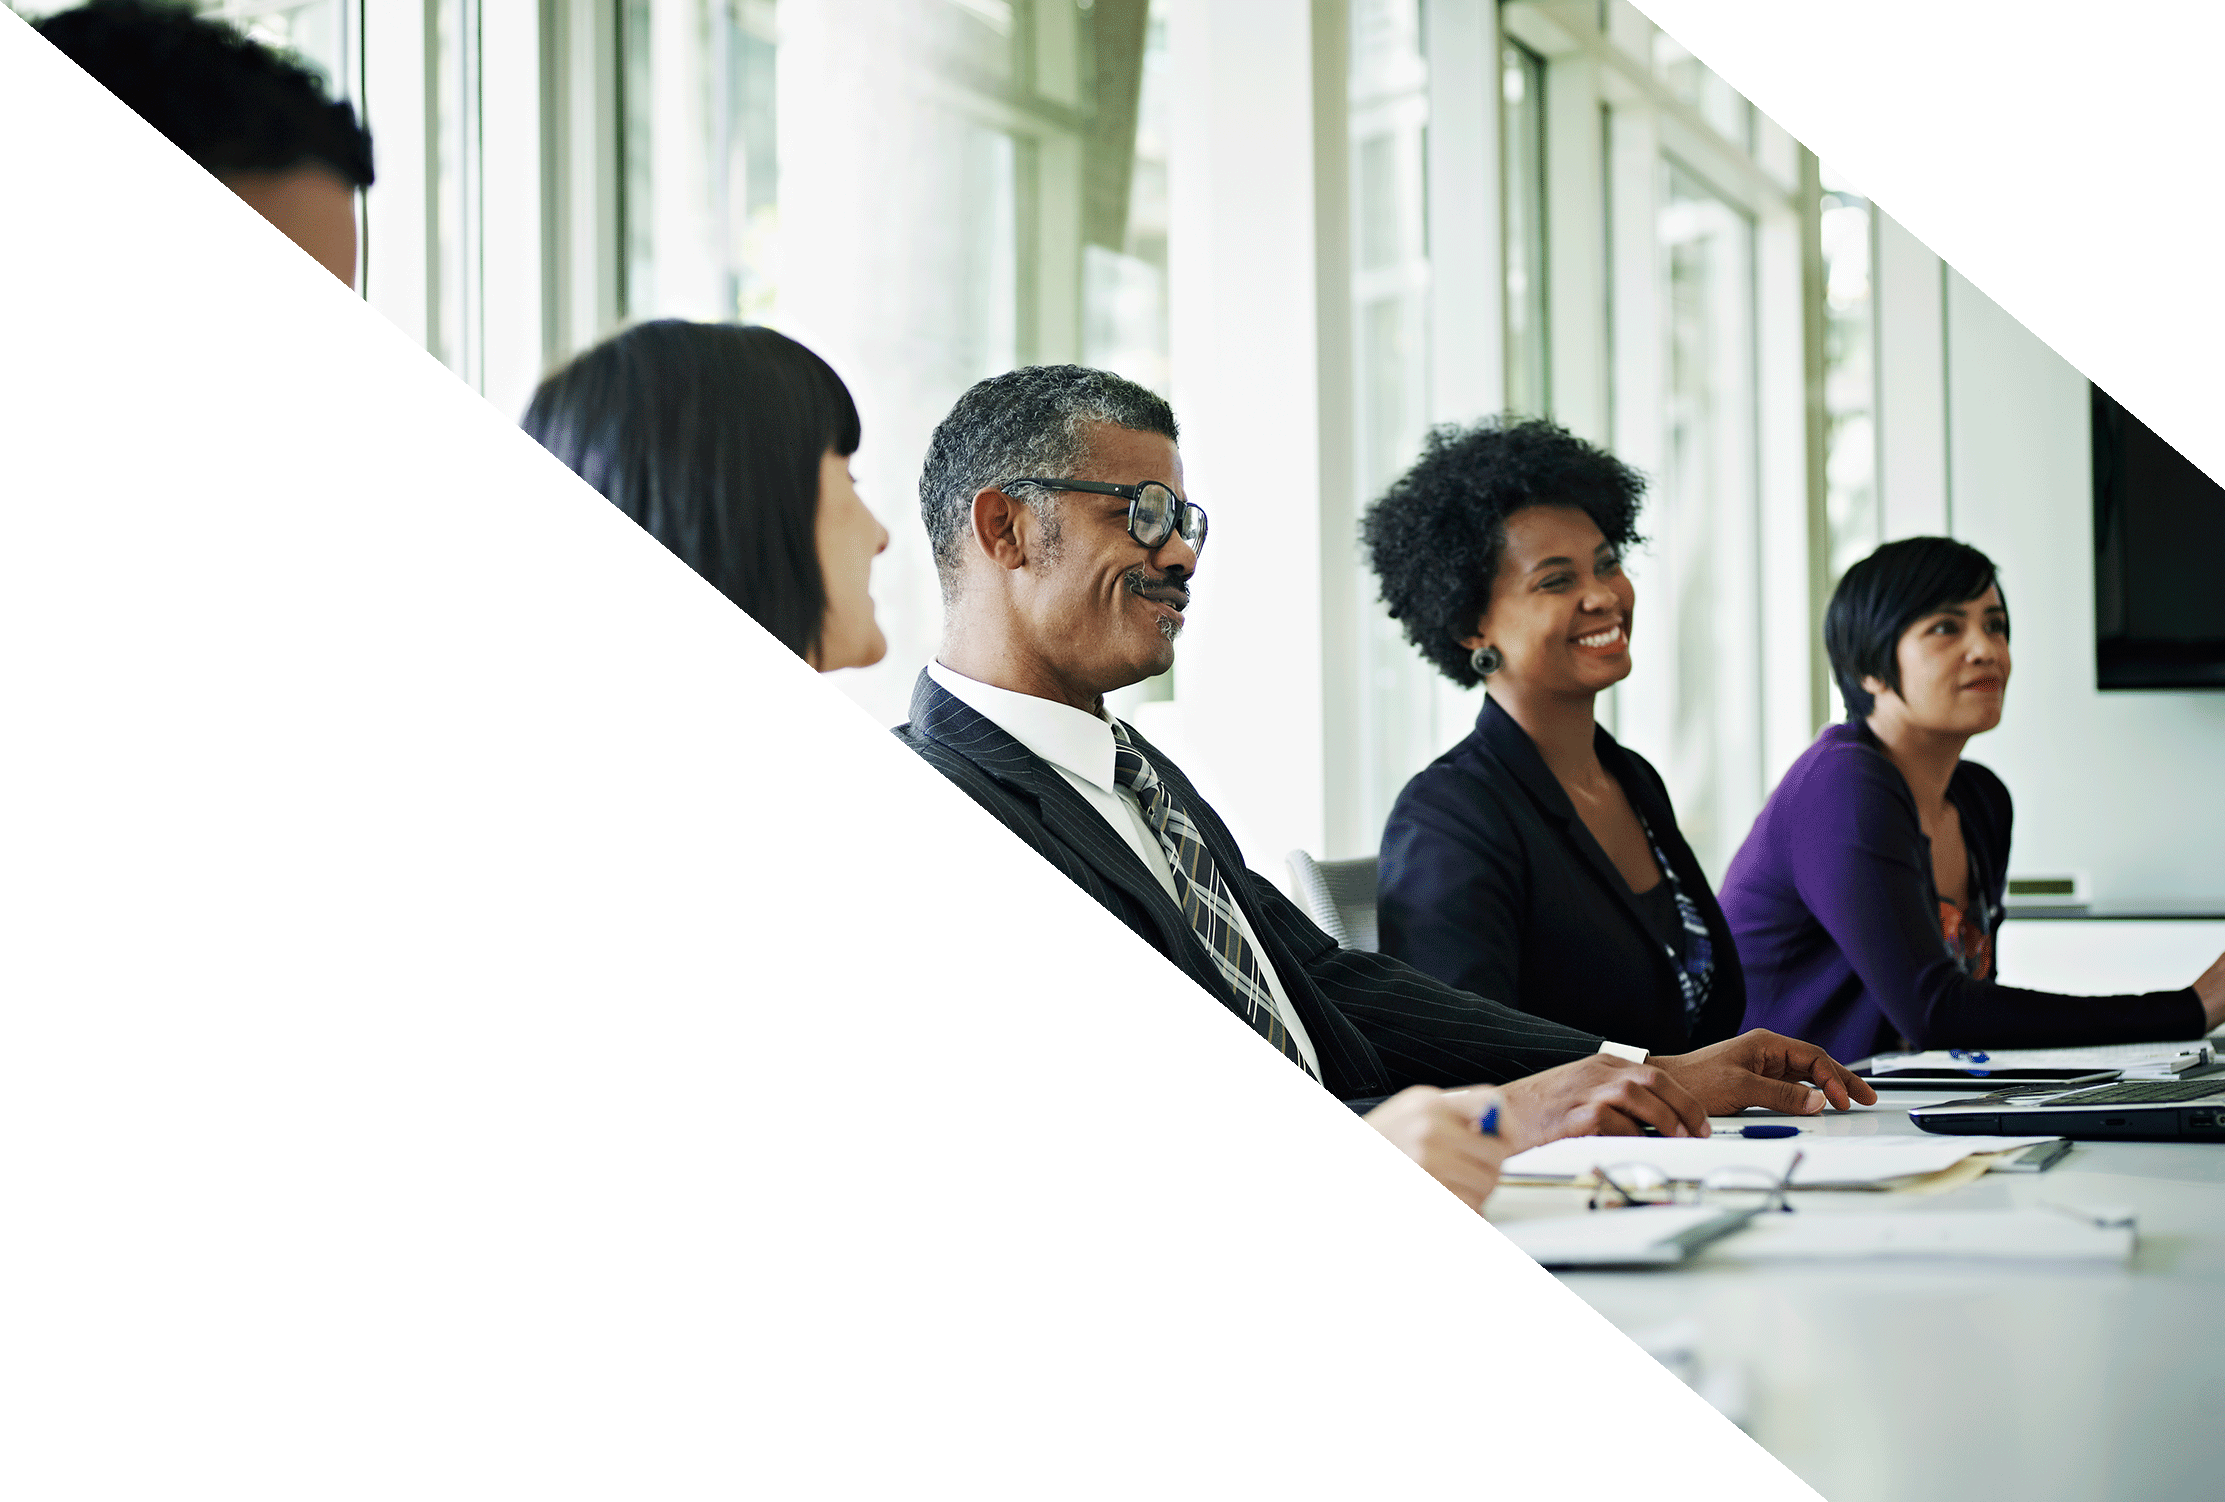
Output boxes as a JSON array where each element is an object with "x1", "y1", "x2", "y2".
[
  {"x1": 1633, "y1": 809, "x2": 1716, "y2": 1029},
  {"x1": 1939, "y1": 880, "x2": 1995, "y2": 981}
]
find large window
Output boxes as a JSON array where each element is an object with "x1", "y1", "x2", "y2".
[
  {"x1": 1346, "y1": 0, "x2": 1436, "y2": 847},
  {"x1": 1336, "y1": 1, "x2": 1816, "y2": 873},
  {"x1": 1500, "y1": 38, "x2": 1548, "y2": 419},
  {"x1": 1650, "y1": 160, "x2": 1760, "y2": 870},
  {"x1": 60, "y1": 0, "x2": 1174, "y2": 732},
  {"x1": 1818, "y1": 168, "x2": 1879, "y2": 584},
  {"x1": 44, "y1": 0, "x2": 1862, "y2": 881},
  {"x1": 607, "y1": 0, "x2": 1171, "y2": 727},
  {"x1": 1461, "y1": 1, "x2": 1816, "y2": 881}
]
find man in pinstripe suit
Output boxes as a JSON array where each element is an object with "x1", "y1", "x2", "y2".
[{"x1": 897, "y1": 367, "x2": 1871, "y2": 1205}]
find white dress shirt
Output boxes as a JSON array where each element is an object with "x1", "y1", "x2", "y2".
[{"x1": 927, "y1": 661, "x2": 1323, "y2": 1077}]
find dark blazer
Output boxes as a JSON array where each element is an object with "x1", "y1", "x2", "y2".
[
  {"x1": 894, "y1": 671, "x2": 1608, "y2": 1105},
  {"x1": 1377, "y1": 697, "x2": 1746, "y2": 1057}
]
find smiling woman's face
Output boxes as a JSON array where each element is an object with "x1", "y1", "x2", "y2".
[
  {"x1": 1869, "y1": 585, "x2": 2011, "y2": 735},
  {"x1": 1465, "y1": 504, "x2": 1636, "y2": 700}
]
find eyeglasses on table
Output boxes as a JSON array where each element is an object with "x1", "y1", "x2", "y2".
[{"x1": 1586, "y1": 1150, "x2": 1805, "y2": 1214}]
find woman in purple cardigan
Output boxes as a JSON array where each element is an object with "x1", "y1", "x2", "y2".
[{"x1": 1722, "y1": 537, "x2": 2225, "y2": 1060}]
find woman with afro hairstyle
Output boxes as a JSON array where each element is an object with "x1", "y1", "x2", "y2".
[{"x1": 1360, "y1": 418, "x2": 1746, "y2": 1057}]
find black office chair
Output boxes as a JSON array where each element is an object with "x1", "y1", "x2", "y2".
[{"x1": 1284, "y1": 849, "x2": 1379, "y2": 952}]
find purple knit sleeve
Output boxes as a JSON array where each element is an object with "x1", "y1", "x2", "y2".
[{"x1": 1782, "y1": 743, "x2": 2201, "y2": 1049}]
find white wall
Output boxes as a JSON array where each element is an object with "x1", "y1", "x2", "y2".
[
  {"x1": 1945, "y1": 272, "x2": 2225, "y2": 905},
  {"x1": 1998, "y1": 921, "x2": 2225, "y2": 997}
]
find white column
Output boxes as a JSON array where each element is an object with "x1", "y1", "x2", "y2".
[
  {"x1": 1422, "y1": 0, "x2": 1501, "y2": 427},
  {"x1": 1029, "y1": 130, "x2": 1085, "y2": 366},
  {"x1": 480, "y1": 0, "x2": 545, "y2": 419},
  {"x1": 1417, "y1": 0, "x2": 1499, "y2": 771},
  {"x1": 1603, "y1": 97, "x2": 1665, "y2": 757},
  {"x1": 550, "y1": 0, "x2": 622, "y2": 361},
  {"x1": 778, "y1": 0, "x2": 1039, "y2": 732},
  {"x1": 1542, "y1": 49, "x2": 1607, "y2": 446},
  {"x1": 362, "y1": 0, "x2": 431, "y2": 348},
  {"x1": 647, "y1": 0, "x2": 724, "y2": 321},
  {"x1": 1755, "y1": 146, "x2": 1814, "y2": 785},
  {"x1": 1874, "y1": 206, "x2": 1950, "y2": 539},
  {"x1": 1164, "y1": 0, "x2": 1339, "y2": 870}
]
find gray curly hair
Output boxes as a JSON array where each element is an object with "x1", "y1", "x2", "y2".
[{"x1": 919, "y1": 365, "x2": 1178, "y2": 601}]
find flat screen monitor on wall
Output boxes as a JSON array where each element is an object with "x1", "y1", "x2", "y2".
[{"x1": 2092, "y1": 385, "x2": 2225, "y2": 689}]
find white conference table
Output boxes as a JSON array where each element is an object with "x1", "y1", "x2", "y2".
[{"x1": 1483, "y1": 1082, "x2": 2225, "y2": 1502}]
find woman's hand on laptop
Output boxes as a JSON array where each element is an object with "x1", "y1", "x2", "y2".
[{"x1": 2194, "y1": 951, "x2": 2225, "y2": 1031}]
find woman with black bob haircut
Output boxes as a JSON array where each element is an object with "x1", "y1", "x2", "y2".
[
  {"x1": 1362, "y1": 418, "x2": 1751, "y2": 1059},
  {"x1": 524, "y1": 320, "x2": 889, "y2": 670},
  {"x1": 1722, "y1": 536, "x2": 2225, "y2": 1058}
]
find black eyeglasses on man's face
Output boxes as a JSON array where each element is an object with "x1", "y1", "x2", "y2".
[{"x1": 1004, "y1": 478, "x2": 1208, "y2": 554}]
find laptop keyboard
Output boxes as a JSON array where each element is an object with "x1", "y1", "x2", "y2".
[{"x1": 2041, "y1": 1079, "x2": 2225, "y2": 1107}]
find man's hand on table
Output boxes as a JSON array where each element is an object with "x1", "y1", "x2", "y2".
[
  {"x1": 1486, "y1": 1031, "x2": 1873, "y2": 1153},
  {"x1": 1649, "y1": 1028, "x2": 1877, "y2": 1117},
  {"x1": 1495, "y1": 1055, "x2": 1711, "y2": 1150}
]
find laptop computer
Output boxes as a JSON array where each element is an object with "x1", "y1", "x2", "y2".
[{"x1": 1911, "y1": 1076, "x2": 2225, "y2": 1141}]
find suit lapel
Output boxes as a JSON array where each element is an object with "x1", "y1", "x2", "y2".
[
  {"x1": 1474, "y1": 697, "x2": 1670, "y2": 962},
  {"x1": 907, "y1": 674, "x2": 1406, "y2": 1096},
  {"x1": 907, "y1": 673, "x2": 1215, "y2": 978}
]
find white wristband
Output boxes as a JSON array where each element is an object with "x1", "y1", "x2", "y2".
[{"x1": 1597, "y1": 1040, "x2": 1649, "y2": 1064}]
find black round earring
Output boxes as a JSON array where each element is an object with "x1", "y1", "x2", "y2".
[{"x1": 1470, "y1": 644, "x2": 1503, "y2": 677}]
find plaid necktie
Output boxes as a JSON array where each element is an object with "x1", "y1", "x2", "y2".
[{"x1": 1110, "y1": 724, "x2": 1318, "y2": 1078}]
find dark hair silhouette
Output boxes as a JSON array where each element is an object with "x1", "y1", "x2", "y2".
[
  {"x1": 523, "y1": 321, "x2": 861, "y2": 662},
  {"x1": 36, "y1": 0, "x2": 375, "y2": 187},
  {"x1": 1824, "y1": 536, "x2": 2006, "y2": 718},
  {"x1": 1362, "y1": 417, "x2": 1646, "y2": 687}
]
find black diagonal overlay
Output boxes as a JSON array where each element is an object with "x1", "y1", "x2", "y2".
[{"x1": 13, "y1": 11, "x2": 1824, "y2": 1486}]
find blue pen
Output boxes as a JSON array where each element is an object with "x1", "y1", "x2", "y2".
[
  {"x1": 1740, "y1": 1123, "x2": 1801, "y2": 1139},
  {"x1": 1949, "y1": 1048, "x2": 1993, "y2": 1077},
  {"x1": 1478, "y1": 1101, "x2": 1501, "y2": 1137}
]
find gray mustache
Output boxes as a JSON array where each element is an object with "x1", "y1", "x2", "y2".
[{"x1": 1123, "y1": 568, "x2": 1191, "y2": 611}]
